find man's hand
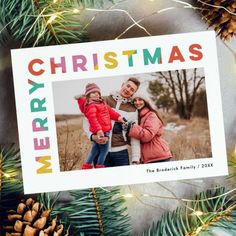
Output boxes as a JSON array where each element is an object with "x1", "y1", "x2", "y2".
[
  {"x1": 97, "y1": 130, "x2": 104, "y2": 139},
  {"x1": 92, "y1": 134, "x2": 107, "y2": 144},
  {"x1": 118, "y1": 116, "x2": 125, "y2": 124}
]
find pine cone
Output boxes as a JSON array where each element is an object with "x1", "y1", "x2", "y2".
[
  {"x1": 3, "y1": 198, "x2": 66, "y2": 236},
  {"x1": 196, "y1": 0, "x2": 236, "y2": 41}
]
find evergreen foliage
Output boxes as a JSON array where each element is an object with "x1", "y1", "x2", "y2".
[
  {"x1": 0, "y1": 0, "x2": 89, "y2": 47},
  {"x1": 0, "y1": 145, "x2": 23, "y2": 231},
  {"x1": 0, "y1": 0, "x2": 115, "y2": 48},
  {"x1": 141, "y1": 187, "x2": 236, "y2": 236},
  {"x1": 41, "y1": 188, "x2": 131, "y2": 235}
]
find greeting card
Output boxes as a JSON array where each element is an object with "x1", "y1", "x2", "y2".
[{"x1": 11, "y1": 31, "x2": 228, "y2": 194}]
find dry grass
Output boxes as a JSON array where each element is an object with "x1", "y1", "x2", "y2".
[
  {"x1": 56, "y1": 115, "x2": 91, "y2": 171},
  {"x1": 161, "y1": 113, "x2": 187, "y2": 125},
  {"x1": 163, "y1": 117, "x2": 212, "y2": 161},
  {"x1": 56, "y1": 114, "x2": 212, "y2": 171}
]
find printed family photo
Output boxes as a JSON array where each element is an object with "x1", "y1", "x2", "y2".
[{"x1": 53, "y1": 68, "x2": 211, "y2": 171}]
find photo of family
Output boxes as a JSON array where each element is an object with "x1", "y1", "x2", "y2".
[{"x1": 53, "y1": 67, "x2": 212, "y2": 171}]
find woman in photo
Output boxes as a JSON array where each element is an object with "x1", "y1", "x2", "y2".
[{"x1": 128, "y1": 91, "x2": 172, "y2": 164}]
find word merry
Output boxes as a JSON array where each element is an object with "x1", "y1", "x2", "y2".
[{"x1": 29, "y1": 79, "x2": 52, "y2": 174}]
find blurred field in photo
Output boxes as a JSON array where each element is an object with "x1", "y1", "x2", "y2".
[{"x1": 56, "y1": 113, "x2": 211, "y2": 171}]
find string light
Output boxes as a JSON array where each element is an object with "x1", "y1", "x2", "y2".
[
  {"x1": 46, "y1": 14, "x2": 58, "y2": 25},
  {"x1": 195, "y1": 226, "x2": 203, "y2": 234},
  {"x1": 73, "y1": 9, "x2": 80, "y2": 14},
  {"x1": 81, "y1": 0, "x2": 127, "y2": 30},
  {"x1": 85, "y1": 8, "x2": 152, "y2": 36},
  {"x1": 117, "y1": 184, "x2": 236, "y2": 220},
  {"x1": 16, "y1": 0, "x2": 236, "y2": 46},
  {"x1": 112, "y1": 0, "x2": 208, "y2": 39},
  {"x1": 0, "y1": 170, "x2": 11, "y2": 178},
  {"x1": 122, "y1": 193, "x2": 134, "y2": 198},
  {"x1": 115, "y1": 185, "x2": 235, "y2": 235},
  {"x1": 197, "y1": 0, "x2": 236, "y2": 16},
  {"x1": 121, "y1": 185, "x2": 236, "y2": 203},
  {"x1": 191, "y1": 210, "x2": 204, "y2": 217},
  {"x1": 4, "y1": 173, "x2": 11, "y2": 178}
]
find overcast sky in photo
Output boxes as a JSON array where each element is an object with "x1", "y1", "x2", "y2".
[
  {"x1": 52, "y1": 73, "x2": 153, "y2": 114},
  {"x1": 52, "y1": 68, "x2": 205, "y2": 114}
]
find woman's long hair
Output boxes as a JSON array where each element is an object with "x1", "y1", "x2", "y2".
[{"x1": 138, "y1": 100, "x2": 164, "y2": 125}]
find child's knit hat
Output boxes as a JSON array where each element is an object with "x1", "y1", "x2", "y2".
[{"x1": 85, "y1": 83, "x2": 101, "y2": 96}]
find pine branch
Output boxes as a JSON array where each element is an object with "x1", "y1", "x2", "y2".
[
  {"x1": 0, "y1": 144, "x2": 23, "y2": 231},
  {"x1": 37, "y1": 192, "x2": 70, "y2": 236},
  {"x1": 0, "y1": 0, "x2": 116, "y2": 47},
  {"x1": 0, "y1": 144, "x2": 23, "y2": 201},
  {"x1": 44, "y1": 187, "x2": 131, "y2": 235},
  {"x1": 0, "y1": 0, "x2": 87, "y2": 47},
  {"x1": 141, "y1": 187, "x2": 236, "y2": 236}
]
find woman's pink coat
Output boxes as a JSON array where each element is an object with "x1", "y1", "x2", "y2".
[{"x1": 129, "y1": 107, "x2": 172, "y2": 163}]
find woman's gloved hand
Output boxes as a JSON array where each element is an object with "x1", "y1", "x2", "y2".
[{"x1": 122, "y1": 121, "x2": 135, "y2": 134}]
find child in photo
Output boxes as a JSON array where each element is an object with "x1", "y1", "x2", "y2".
[{"x1": 75, "y1": 83, "x2": 125, "y2": 169}]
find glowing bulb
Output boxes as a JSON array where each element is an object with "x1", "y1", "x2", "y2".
[
  {"x1": 0, "y1": 170, "x2": 11, "y2": 178},
  {"x1": 46, "y1": 14, "x2": 57, "y2": 24},
  {"x1": 73, "y1": 9, "x2": 80, "y2": 13},
  {"x1": 196, "y1": 226, "x2": 203, "y2": 234},
  {"x1": 192, "y1": 211, "x2": 204, "y2": 216},
  {"x1": 122, "y1": 193, "x2": 134, "y2": 198},
  {"x1": 4, "y1": 173, "x2": 11, "y2": 178}
]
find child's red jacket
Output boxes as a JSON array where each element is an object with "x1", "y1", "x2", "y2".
[{"x1": 77, "y1": 97, "x2": 121, "y2": 133}]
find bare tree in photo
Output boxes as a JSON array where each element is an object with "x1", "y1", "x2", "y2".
[{"x1": 149, "y1": 68, "x2": 205, "y2": 119}]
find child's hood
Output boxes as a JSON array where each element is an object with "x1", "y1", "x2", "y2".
[{"x1": 77, "y1": 97, "x2": 86, "y2": 113}]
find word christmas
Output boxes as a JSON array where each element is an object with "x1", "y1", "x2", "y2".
[{"x1": 28, "y1": 44, "x2": 203, "y2": 76}]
